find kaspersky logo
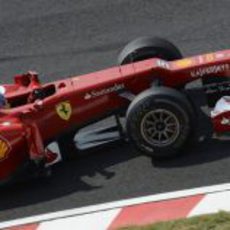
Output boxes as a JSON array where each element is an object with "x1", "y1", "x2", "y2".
[
  {"x1": 0, "y1": 136, "x2": 11, "y2": 161},
  {"x1": 84, "y1": 83, "x2": 125, "y2": 100}
]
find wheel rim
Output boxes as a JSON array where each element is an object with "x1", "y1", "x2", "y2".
[{"x1": 140, "y1": 109, "x2": 180, "y2": 147}]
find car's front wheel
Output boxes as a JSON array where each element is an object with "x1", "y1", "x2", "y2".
[{"x1": 126, "y1": 87, "x2": 194, "y2": 158}]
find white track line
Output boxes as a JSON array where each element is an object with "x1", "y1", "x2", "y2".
[{"x1": 1, "y1": 183, "x2": 230, "y2": 229}]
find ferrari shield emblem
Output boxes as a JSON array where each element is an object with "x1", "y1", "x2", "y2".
[
  {"x1": 56, "y1": 101, "x2": 72, "y2": 121},
  {"x1": 0, "y1": 137, "x2": 10, "y2": 161}
]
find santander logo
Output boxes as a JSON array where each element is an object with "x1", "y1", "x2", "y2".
[{"x1": 84, "y1": 83, "x2": 125, "y2": 100}]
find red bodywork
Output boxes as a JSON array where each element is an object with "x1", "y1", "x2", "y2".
[{"x1": 1, "y1": 49, "x2": 230, "y2": 184}]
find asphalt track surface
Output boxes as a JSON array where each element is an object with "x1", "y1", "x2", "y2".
[{"x1": 1, "y1": 0, "x2": 230, "y2": 222}]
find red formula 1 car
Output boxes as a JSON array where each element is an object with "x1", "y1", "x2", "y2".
[{"x1": 1, "y1": 36, "x2": 230, "y2": 185}]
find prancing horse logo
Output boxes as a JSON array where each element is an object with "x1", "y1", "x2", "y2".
[
  {"x1": 56, "y1": 101, "x2": 72, "y2": 121},
  {"x1": 0, "y1": 136, "x2": 11, "y2": 161}
]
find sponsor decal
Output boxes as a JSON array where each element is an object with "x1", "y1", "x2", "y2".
[
  {"x1": 205, "y1": 53, "x2": 215, "y2": 62},
  {"x1": 215, "y1": 52, "x2": 225, "y2": 59},
  {"x1": 197, "y1": 53, "x2": 225, "y2": 64},
  {"x1": 197, "y1": 55, "x2": 204, "y2": 64},
  {"x1": 191, "y1": 64, "x2": 230, "y2": 78},
  {"x1": 156, "y1": 60, "x2": 170, "y2": 69},
  {"x1": 174, "y1": 58, "x2": 193, "y2": 68},
  {"x1": 84, "y1": 83, "x2": 125, "y2": 100},
  {"x1": 0, "y1": 136, "x2": 11, "y2": 161},
  {"x1": 56, "y1": 101, "x2": 72, "y2": 121}
]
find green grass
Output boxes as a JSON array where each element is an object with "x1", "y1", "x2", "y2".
[{"x1": 120, "y1": 211, "x2": 230, "y2": 230}]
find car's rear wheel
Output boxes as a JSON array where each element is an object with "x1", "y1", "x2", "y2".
[
  {"x1": 126, "y1": 87, "x2": 194, "y2": 158},
  {"x1": 118, "y1": 37, "x2": 182, "y2": 65}
]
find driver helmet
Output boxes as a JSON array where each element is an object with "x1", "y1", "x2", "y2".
[{"x1": 0, "y1": 86, "x2": 6, "y2": 108}]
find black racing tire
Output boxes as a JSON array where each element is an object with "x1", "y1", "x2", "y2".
[
  {"x1": 118, "y1": 37, "x2": 182, "y2": 65},
  {"x1": 126, "y1": 87, "x2": 194, "y2": 158}
]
